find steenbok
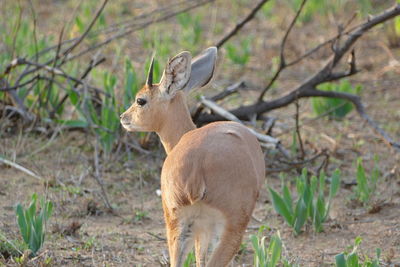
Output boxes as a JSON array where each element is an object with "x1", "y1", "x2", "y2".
[{"x1": 120, "y1": 47, "x2": 265, "y2": 267}]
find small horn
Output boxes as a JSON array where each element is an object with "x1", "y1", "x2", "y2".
[{"x1": 146, "y1": 55, "x2": 155, "y2": 86}]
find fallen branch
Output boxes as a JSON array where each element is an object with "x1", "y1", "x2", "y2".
[
  {"x1": 200, "y1": 96, "x2": 291, "y2": 159},
  {"x1": 192, "y1": 81, "x2": 243, "y2": 122},
  {"x1": 0, "y1": 155, "x2": 42, "y2": 180}
]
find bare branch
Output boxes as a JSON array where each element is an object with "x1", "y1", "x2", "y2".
[
  {"x1": 200, "y1": 96, "x2": 283, "y2": 150},
  {"x1": 192, "y1": 81, "x2": 243, "y2": 121},
  {"x1": 59, "y1": 0, "x2": 109, "y2": 64},
  {"x1": 258, "y1": 0, "x2": 308, "y2": 102},
  {"x1": 93, "y1": 141, "x2": 113, "y2": 212},
  {"x1": 195, "y1": 4, "x2": 400, "y2": 152},
  {"x1": 0, "y1": 155, "x2": 42, "y2": 180},
  {"x1": 215, "y1": 0, "x2": 271, "y2": 48},
  {"x1": 1, "y1": 58, "x2": 107, "y2": 96}
]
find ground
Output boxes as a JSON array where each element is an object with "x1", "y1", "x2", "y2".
[{"x1": 1, "y1": 0, "x2": 400, "y2": 266}]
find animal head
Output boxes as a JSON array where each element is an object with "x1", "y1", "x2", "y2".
[{"x1": 120, "y1": 47, "x2": 217, "y2": 132}]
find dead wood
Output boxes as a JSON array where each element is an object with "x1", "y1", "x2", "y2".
[{"x1": 195, "y1": 4, "x2": 400, "y2": 153}]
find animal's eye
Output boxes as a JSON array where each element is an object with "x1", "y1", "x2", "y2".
[{"x1": 136, "y1": 98, "x2": 147, "y2": 106}]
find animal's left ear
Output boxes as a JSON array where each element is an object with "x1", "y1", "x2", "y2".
[{"x1": 159, "y1": 51, "x2": 192, "y2": 98}]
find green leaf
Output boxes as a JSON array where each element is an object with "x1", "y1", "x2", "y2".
[
  {"x1": 335, "y1": 253, "x2": 347, "y2": 267},
  {"x1": 269, "y1": 234, "x2": 282, "y2": 267},
  {"x1": 356, "y1": 158, "x2": 369, "y2": 203},
  {"x1": 282, "y1": 183, "x2": 293, "y2": 214},
  {"x1": 347, "y1": 253, "x2": 359, "y2": 267},
  {"x1": 329, "y1": 169, "x2": 341, "y2": 199},
  {"x1": 269, "y1": 187, "x2": 294, "y2": 226},
  {"x1": 58, "y1": 119, "x2": 88, "y2": 128},
  {"x1": 16, "y1": 205, "x2": 29, "y2": 244},
  {"x1": 293, "y1": 198, "x2": 307, "y2": 235},
  {"x1": 314, "y1": 195, "x2": 326, "y2": 232}
]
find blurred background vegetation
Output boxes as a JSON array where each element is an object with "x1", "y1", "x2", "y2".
[{"x1": 1, "y1": 0, "x2": 399, "y2": 265}]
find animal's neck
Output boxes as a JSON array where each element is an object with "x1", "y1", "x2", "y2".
[{"x1": 157, "y1": 92, "x2": 196, "y2": 154}]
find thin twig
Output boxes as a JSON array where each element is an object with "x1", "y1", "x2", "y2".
[
  {"x1": 59, "y1": 0, "x2": 109, "y2": 64},
  {"x1": 2, "y1": 58, "x2": 107, "y2": 96},
  {"x1": 49, "y1": 57, "x2": 106, "y2": 118},
  {"x1": 294, "y1": 99, "x2": 305, "y2": 159},
  {"x1": 258, "y1": 0, "x2": 307, "y2": 102},
  {"x1": 66, "y1": 0, "x2": 214, "y2": 63},
  {"x1": 192, "y1": 81, "x2": 243, "y2": 122},
  {"x1": 93, "y1": 141, "x2": 113, "y2": 211},
  {"x1": 196, "y1": 4, "x2": 400, "y2": 152},
  {"x1": 200, "y1": 96, "x2": 281, "y2": 147},
  {"x1": 215, "y1": 0, "x2": 270, "y2": 48},
  {"x1": 0, "y1": 155, "x2": 42, "y2": 180}
]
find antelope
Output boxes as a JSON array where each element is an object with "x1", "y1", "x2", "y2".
[{"x1": 120, "y1": 47, "x2": 265, "y2": 267}]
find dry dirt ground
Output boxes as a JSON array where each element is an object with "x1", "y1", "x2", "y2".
[{"x1": 1, "y1": 0, "x2": 400, "y2": 266}]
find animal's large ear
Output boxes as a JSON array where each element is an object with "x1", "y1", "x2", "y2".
[
  {"x1": 159, "y1": 51, "x2": 192, "y2": 98},
  {"x1": 182, "y1": 47, "x2": 217, "y2": 93}
]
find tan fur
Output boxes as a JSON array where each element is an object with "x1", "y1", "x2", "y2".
[{"x1": 121, "y1": 70, "x2": 265, "y2": 267}]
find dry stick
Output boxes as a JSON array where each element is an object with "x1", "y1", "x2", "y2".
[
  {"x1": 49, "y1": 57, "x2": 106, "y2": 119},
  {"x1": 257, "y1": 0, "x2": 308, "y2": 102},
  {"x1": 294, "y1": 99, "x2": 305, "y2": 159},
  {"x1": 0, "y1": 75, "x2": 39, "y2": 91},
  {"x1": 276, "y1": 101, "x2": 349, "y2": 137},
  {"x1": 192, "y1": 81, "x2": 243, "y2": 122},
  {"x1": 0, "y1": 79, "x2": 34, "y2": 121},
  {"x1": 59, "y1": 0, "x2": 109, "y2": 65},
  {"x1": 200, "y1": 96, "x2": 278, "y2": 147},
  {"x1": 65, "y1": 0, "x2": 214, "y2": 63},
  {"x1": 43, "y1": 27, "x2": 65, "y2": 110},
  {"x1": 30, "y1": 0, "x2": 205, "y2": 59},
  {"x1": 285, "y1": 12, "x2": 358, "y2": 68},
  {"x1": 215, "y1": 0, "x2": 270, "y2": 48},
  {"x1": 93, "y1": 141, "x2": 113, "y2": 212},
  {"x1": 27, "y1": 0, "x2": 39, "y2": 62},
  {"x1": 267, "y1": 150, "x2": 327, "y2": 174},
  {"x1": 306, "y1": 88, "x2": 400, "y2": 152},
  {"x1": 0, "y1": 155, "x2": 42, "y2": 180},
  {"x1": 196, "y1": 4, "x2": 400, "y2": 152},
  {"x1": 3, "y1": 58, "x2": 108, "y2": 96},
  {"x1": 12, "y1": 0, "x2": 213, "y2": 85},
  {"x1": 10, "y1": 3, "x2": 23, "y2": 61}
]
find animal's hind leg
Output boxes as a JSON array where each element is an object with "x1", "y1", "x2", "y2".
[
  {"x1": 194, "y1": 230, "x2": 211, "y2": 267},
  {"x1": 206, "y1": 223, "x2": 245, "y2": 267},
  {"x1": 169, "y1": 220, "x2": 195, "y2": 267}
]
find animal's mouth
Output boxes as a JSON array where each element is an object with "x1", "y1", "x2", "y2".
[{"x1": 120, "y1": 121, "x2": 141, "y2": 132}]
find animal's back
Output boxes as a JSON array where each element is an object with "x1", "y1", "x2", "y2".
[{"x1": 161, "y1": 121, "x2": 265, "y2": 214}]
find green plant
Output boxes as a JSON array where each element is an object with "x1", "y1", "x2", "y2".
[
  {"x1": 226, "y1": 36, "x2": 252, "y2": 66},
  {"x1": 177, "y1": 12, "x2": 203, "y2": 47},
  {"x1": 286, "y1": 0, "x2": 339, "y2": 23},
  {"x1": 15, "y1": 193, "x2": 53, "y2": 256},
  {"x1": 311, "y1": 80, "x2": 362, "y2": 119},
  {"x1": 354, "y1": 156, "x2": 380, "y2": 205},
  {"x1": 123, "y1": 58, "x2": 140, "y2": 110},
  {"x1": 269, "y1": 169, "x2": 341, "y2": 234},
  {"x1": 0, "y1": 232, "x2": 27, "y2": 259},
  {"x1": 83, "y1": 236, "x2": 97, "y2": 250},
  {"x1": 386, "y1": 16, "x2": 400, "y2": 47},
  {"x1": 75, "y1": 71, "x2": 121, "y2": 155},
  {"x1": 335, "y1": 237, "x2": 381, "y2": 267},
  {"x1": 251, "y1": 226, "x2": 295, "y2": 267},
  {"x1": 133, "y1": 209, "x2": 148, "y2": 222},
  {"x1": 183, "y1": 251, "x2": 195, "y2": 267}
]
